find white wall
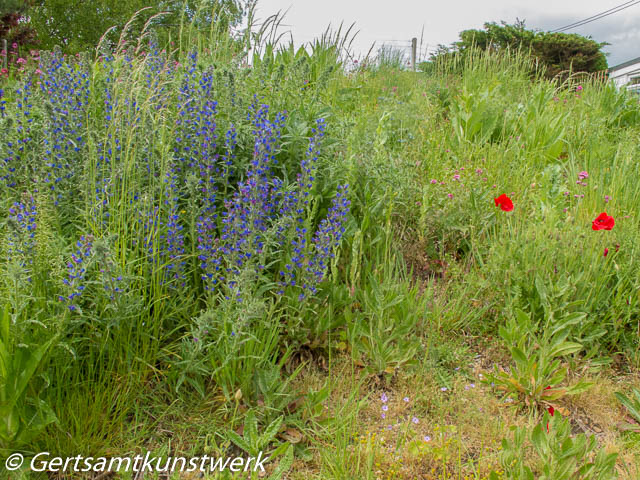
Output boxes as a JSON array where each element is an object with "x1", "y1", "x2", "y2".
[{"x1": 610, "y1": 61, "x2": 640, "y2": 89}]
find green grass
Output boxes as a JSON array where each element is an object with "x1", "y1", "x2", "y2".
[{"x1": 1, "y1": 10, "x2": 640, "y2": 479}]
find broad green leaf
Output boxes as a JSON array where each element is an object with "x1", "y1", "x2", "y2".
[
  {"x1": 245, "y1": 410, "x2": 258, "y2": 445},
  {"x1": 548, "y1": 341, "x2": 582, "y2": 358},
  {"x1": 261, "y1": 416, "x2": 284, "y2": 446},
  {"x1": 227, "y1": 430, "x2": 252, "y2": 454},
  {"x1": 510, "y1": 347, "x2": 529, "y2": 367},
  {"x1": 267, "y1": 444, "x2": 293, "y2": 480}
]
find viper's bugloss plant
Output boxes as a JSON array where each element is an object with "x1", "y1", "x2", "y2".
[
  {"x1": 7, "y1": 197, "x2": 37, "y2": 264},
  {"x1": 197, "y1": 109, "x2": 350, "y2": 303},
  {"x1": 38, "y1": 49, "x2": 90, "y2": 206},
  {"x1": 0, "y1": 88, "x2": 6, "y2": 117},
  {"x1": 58, "y1": 235, "x2": 94, "y2": 311}
]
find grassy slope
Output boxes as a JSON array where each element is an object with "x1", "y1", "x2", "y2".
[{"x1": 1, "y1": 41, "x2": 640, "y2": 479}]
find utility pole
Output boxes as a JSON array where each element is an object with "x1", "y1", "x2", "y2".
[{"x1": 411, "y1": 37, "x2": 417, "y2": 71}]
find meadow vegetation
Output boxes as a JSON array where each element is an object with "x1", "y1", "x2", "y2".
[{"x1": 1, "y1": 6, "x2": 640, "y2": 479}]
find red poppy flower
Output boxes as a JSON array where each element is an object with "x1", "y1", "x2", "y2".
[
  {"x1": 603, "y1": 248, "x2": 609, "y2": 257},
  {"x1": 592, "y1": 212, "x2": 614, "y2": 231},
  {"x1": 546, "y1": 405, "x2": 555, "y2": 432},
  {"x1": 544, "y1": 386, "x2": 555, "y2": 432},
  {"x1": 494, "y1": 194, "x2": 514, "y2": 212}
]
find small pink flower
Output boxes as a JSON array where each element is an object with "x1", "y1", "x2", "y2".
[
  {"x1": 576, "y1": 85, "x2": 583, "y2": 92},
  {"x1": 35, "y1": 68, "x2": 43, "y2": 75},
  {"x1": 604, "y1": 195, "x2": 610, "y2": 203},
  {"x1": 452, "y1": 174, "x2": 461, "y2": 181},
  {"x1": 578, "y1": 171, "x2": 589, "y2": 180},
  {"x1": 447, "y1": 193, "x2": 453, "y2": 199},
  {"x1": 430, "y1": 179, "x2": 437, "y2": 184},
  {"x1": 16, "y1": 57, "x2": 26, "y2": 64},
  {"x1": 11, "y1": 43, "x2": 18, "y2": 49}
]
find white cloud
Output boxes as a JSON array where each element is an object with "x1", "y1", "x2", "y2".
[{"x1": 253, "y1": 0, "x2": 639, "y2": 66}]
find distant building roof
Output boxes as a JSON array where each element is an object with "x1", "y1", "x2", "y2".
[{"x1": 610, "y1": 56, "x2": 640, "y2": 72}]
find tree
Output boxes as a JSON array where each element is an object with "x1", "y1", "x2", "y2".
[
  {"x1": 0, "y1": 0, "x2": 36, "y2": 50},
  {"x1": 434, "y1": 21, "x2": 608, "y2": 80},
  {"x1": 27, "y1": 0, "x2": 246, "y2": 52},
  {"x1": 531, "y1": 31, "x2": 608, "y2": 79}
]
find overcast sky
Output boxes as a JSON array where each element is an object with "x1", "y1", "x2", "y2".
[{"x1": 253, "y1": 0, "x2": 639, "y2": 67}]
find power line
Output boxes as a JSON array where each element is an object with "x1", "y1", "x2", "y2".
[
  {"x1": 551, "y1": 0, "x2": 639, "y2": 32},
  {"x1": 552, "y1": 0, "x2": 636, "y2": 31},
  {"x1": 550, "y1": 0, "x2": 640, "y2": 32}
]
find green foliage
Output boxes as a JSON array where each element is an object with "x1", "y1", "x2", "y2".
[
  {"x1": 487, "y1": 308, "x2": 592, "y2": 411},
  {"x1": 492, "y1": 413, "x2": 618, "y2": 479},
  {"x1": 0, "y1": 305, "x2": 57, "y2": 454},
  {"x1": 345, "y1": 271, "x2": 424, "y2": 380},
  {"x1": 437, "y1": 20, "x2": 608, "y2": 80},
  {"x1": 449, "y1": 84, "x2": 502, "y2": 145},
  {"x1": 227, "y1": 410, "x2": 283, "y2": 457},
  {"x1": 28, "y1": 0, "x2": 245, "y2": 52},
  {"x1": 1, "y1": 8, "x2": 640, "y2": 474},
  {"x1": 615, "y1": 388, "x2": 640, "y2": 433},
  {"x1": 376, "y1": 45, "x2": 408, "y2": 70},
  {"x1": 0, "y1": 0, "x2": 35, "y2": 49},
  {"x1": 532, "y1": 31, "x2": 608, "y2": 79},
  {"x1": 227, "y1": 410, "x2": 295, "y2": 480}
]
